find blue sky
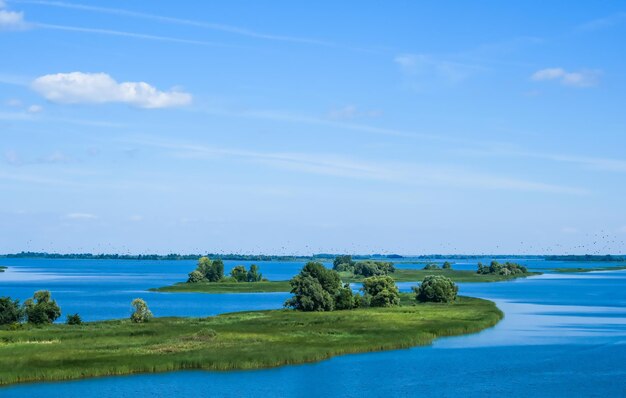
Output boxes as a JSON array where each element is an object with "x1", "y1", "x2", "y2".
[{"x1": 1, "y1": 1, "x2": 625, "y2": 255}]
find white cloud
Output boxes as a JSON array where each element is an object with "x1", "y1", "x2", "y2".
[
  {"x1": 27, "y1": 104, "x2": 43, "y2": 113},
  {"x1": 5, "y1": 98, "x2": 22, "y2": 106},
  {"x1": 0, "y1": 9, "x2": 27, "y2": 29},
  {"x1": 328, "y1": 105, "x2": 382, "y2": 120},
  {"x1": 31, "y1": 72, "x2": 192, "y2": 109},
  {"x1": 394, "y1": 53, "x2": 483, "y2": 86},
  {"x1": 531, "y1": 67, "x2": 600, "y2": 88},
  {"x1": 65, "y1": 213, "x2": 98, "y2": 220},
  {"x1": 129, "y1": 215, "x2": 143, "y2": 222}
]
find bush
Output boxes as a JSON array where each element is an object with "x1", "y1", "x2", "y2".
[
  {"x1": 477, "y1": 261, "x2": 528, "y2": 275},
  {"x1": 24, "y1": 290, "x2": 61, "y2": 324},
  {"x1": 285, "y1": 262, "x2": 341, "y2": 311},
  {"x1": 414, "y1": 276, "x2": 458, "y2": 303},
  {"x1": 66, "y1": 313, "x2": 82, "y2": 325},
  {"x1": 423, "y1": 263, "x2": 440, "y2": 270},
  {"x1": 442, "y1": 261, "x2": 452, "y2": 269},
  {"x1": 230, "y1": 265, "x2": 248, "y2": 282},
  {"x1": 192, "y1": 257, "x2": 224, "y2": 282},
  {"x1": 0, "y1": 297, "x2": 23, "y2": 325},
  {"x1": 187, "y1": 270, "x2": 205, "y2": 283},
  {"x1": 362, "y1": 276, "x2": 400, "y2": 307},
  {"x1": 334, "y1": 284, "x2": 358, "y2": 310},
  {"x1": 247, "y1": 264, "x2": 262, "y2": 282},
  {"x1": 332, "y1": 255, "x2": 356, "y2": 272},
  {"x1": 353, "y1": 261, "x2": 395, "y2": 277},
  {"x1": 130, "y1": 298, "x2": 153, "y2": 323}
]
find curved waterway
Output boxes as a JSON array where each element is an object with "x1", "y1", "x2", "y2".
[{"x1": 1, "y1": 258, "x2": 625, "y2": 397}]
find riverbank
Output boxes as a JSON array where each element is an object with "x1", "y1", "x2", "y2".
[{"x1": 0, "y1": 296, "x2": 501, "y2": 386}]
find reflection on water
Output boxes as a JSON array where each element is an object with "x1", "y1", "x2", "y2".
[{"x1": 1, "y1": 258, "x2": 625, "y2": 396}]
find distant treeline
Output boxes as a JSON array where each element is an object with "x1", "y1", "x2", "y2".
[{"x1": 545, "y1": 255, "x2": 626, "y2": 262}]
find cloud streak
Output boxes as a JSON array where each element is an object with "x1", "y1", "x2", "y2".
[
  {"x1": 31, "y1": 72, "x2": 192, "y2": 109},
  {"x1": 531, "y1": 67, "x2": 600, "y2": 88}
]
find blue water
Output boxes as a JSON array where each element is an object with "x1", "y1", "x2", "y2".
[{"x1": 1, "y1": 258, "x2": 625, "y2": 397}]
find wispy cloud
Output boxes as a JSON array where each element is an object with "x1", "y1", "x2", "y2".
[
  {"x1": 135, "y1": 138, "x2": 586, "y2": 195},
  {"x1": 394, "y1": 53, "x2": 486, "y2": 88},
  {"x1": 15, "y1": 0, "x2": 332, "y2": 46},
  {"x1": 32, "y1": 72, "x2": 192, "y2": 109},
  {"x1": 0, "y1": 1, "x2": 29, "y2": 30},
  {"x1": 578, "y1": 12, "x2": 626, "y2": 31},
  {"x1": 64, "y1": 212, "x2": 98, "y2": 220},
  {"x1": 531, "y1": 67, "x2": 601, "y2": 88},
  {"x1": 327, "y1": 105, "x2": 382, "y2": 120}
]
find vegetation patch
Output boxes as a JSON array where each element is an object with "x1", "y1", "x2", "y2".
[
  {"x1": 551, "y1": 265, "x2": 626, "y2": 273},
  {"x1": 0, "y1": 295, "x2": 502, "y2": 386}
]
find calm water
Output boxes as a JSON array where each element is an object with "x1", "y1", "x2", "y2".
[{"x1": 0, "y1": 258, "x2": 625, "y2": 397}]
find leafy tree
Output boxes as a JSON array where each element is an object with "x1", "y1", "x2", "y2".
[
  {"x1": 476, "y1": 261, "x2": 528, "y2": 276},
  {"x1": 442, "y1": 261, "x2": 452, "y2": 269},
  {"x1": 284, "y1": 262, "x2": 341, "y2": 311},
  {"x1": 333, "y1": 255, "x2": 355, "y2": 272},
  {"x1": 130, "y1": 298, "x2": 153, "y2": 323},
  {"x1": 362, "y1": 276, "x2": 400, "y2": 307},
  {"x1": 414, "y1": 275, "x2": 458, "y2": 303},
  {"x1": 335, "y1": 284, "x2": 358, "y2": 310},
  {"x1": 0, "y1": 297, "x2": 23, "y2": 325},
  {"x1": 190, "y1": 257, "x2": 225, "y2": 282},
  {"x1": 423, "y1": 263, "x2": 440, "y2": 270},
  {"x1": 210, "y1": 259, "x2": 225, "y2": 281},
  {"x1": 23, "y1": 290, "x2": 61, "y2": 324},
  {"x1": 353, "y1": 261, "x2": 395, "y2": 277},
  {"x1": 230, "y1": 265, "x2": 248, "y2": 282},
  {"x1": 187, "y1": 270, "x2": 205, "y2": 283},
  {"x1": 247, "y1": 264, "x2": 262, "y2": 282},
  {"x1": 66, "y1": 313, "x2": 82, "y2": 325}
]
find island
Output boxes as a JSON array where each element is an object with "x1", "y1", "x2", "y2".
[
  {"x1": 0, "y1": 266, "x2": 6, "y2": 273},
  {"x1": 152, "y1": 257, "x2": 539, "y2": 293}
]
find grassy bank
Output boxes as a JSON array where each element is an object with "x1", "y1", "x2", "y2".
[
  {"x1": 0, "y1": 296, "x2": 502, "y2": 386},
  {"x1": 150, "y1": 281, "x2": 291, "y2": 293},
  {"x1": 551, "y1": 265, "x2": 626, "y2": 273}
]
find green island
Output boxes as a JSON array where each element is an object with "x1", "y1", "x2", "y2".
[
  {"x1": 152, "y1": 257, "x2": 538, "y2": 293},
  {"x1": 551, "y1": 265, "x2": 626, "y2": 273},
  {"x1": 0, "y1": 295, "x2": 501, "y2": 386},
  {"x1": 0, "y1": 266, "x2": 6, "y2": 273}
]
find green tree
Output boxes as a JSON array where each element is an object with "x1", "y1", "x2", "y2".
[
  {"x1": 0, "y1": 297, "x2": 23, "y2": 325},
  {"x1": 247, "y1": 264, "x2": 262, "y2": 282},
  {"x1": 207, "y1": 259, "x2": 225, "y2": 282},
  {"x1": 423, "y1": 263, "x2": 440, "y2": 270},
  {"x1": 23, "y1": 290, "x2": 61, "y2": 324},
  {"x1": 334, "y1": 284, "x2": 357, "y2": 310},
  {"x1": 442, "y1": 261, "x2": 452, "y2": 269},
  {"x1": 414, "y1": 275, "x2": 458, "y2": 303},
  {"x1": 230, "y1": 265, "x2": 248, "y2": 282},
  {"x1": 284, "y1": 262, "x2": 341, "y2": 311},
  {"x1": 187, "y1": 270, "x2": 205, "y2": 283},
  {"x1": 362, "y1": 276, "x2": 400, "y2": 307},
  {"x1": 130, "y1": 298, "x2": 153, "y2": 323},
  {"x1": 66, "y1": 313, "x2": 82, "y2": 325},
  {"x1": 332, "y1": 255, "x2": 355, "y2": 272}
]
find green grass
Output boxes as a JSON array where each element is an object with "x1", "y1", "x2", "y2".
[
  {"x1": 551, "y1": 265, "x2": 626, "y2": 273},
  {"x1": 343, "y1": 268, "x2": 540, "y2": 283},
  {"x1": 150, "y1": 281, "x2": 292, "y2": 293},
  {"x1": 0, "y1": 295, "x2": 502, "y2": 386},
  {"x1": 152, "y1": 268, "x2": 538, "y2": 293}
]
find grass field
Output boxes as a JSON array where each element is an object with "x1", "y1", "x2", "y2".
[{"x1": 0, "y1": 296, "x2": 502, "y2": 386}]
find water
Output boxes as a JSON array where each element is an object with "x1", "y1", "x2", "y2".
[{"x1": 1, "y1": 258, "x2": 625, "y2": 397}]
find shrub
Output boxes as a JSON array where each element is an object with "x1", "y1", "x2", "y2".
[
  {"x1": 66, "y1": 313, "x2": 82, "y2": 325},
  {"x1": 477, "y1": 261, "x2": 528, "y2": 275},
  {"x1": 0, "y1": 297, "x2": 23, "y2": 325},
  {"x1": 285, "y1": 262, "x2": 341, "y2": 311},
  {"x1": 24, "y1": 290, "x2": 61, "y2": 324},
  {"x1": 423, "y1": 263, "x2": 440, "y2": 270},
  {"x1": 332, "y1": 255, "x2": 356, "y2": 272},
  {"x1": 192, "y1": 257, "x2": 224, "y2": 282},
  {"x1": 130, "y1": 298, "x2": 153, "y2": 323},
  {"x1": 230, "y1": 265, "x2": 248, "y2": 282},
  {"x1": 247, "y1": 264, "x2": 262, "y2": 282},
  {"x1": 362, "y1": 276, "x2": 400, "y2": 307},
  {"x1": 187, "y1": 270, "x2": 205, "y2": 283},
  {"x1": 442, "y1": 261, "x2": 452, "y2": 269},
  {"x1": 334, "y1": 284, "x2": 357, "y2": 310},
  {"x1": 353, "y1": 261, "x2": 395, "y2": 277},
  {"x1": 414, "y1": 275, "x2": 458, "y2": 303}
]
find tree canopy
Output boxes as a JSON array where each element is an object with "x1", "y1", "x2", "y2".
[
  {"x1": 362, "y1": 276, "x2": 400, "y2": 307},
  {"x1": 187, "y1": 257, "x2": 225, "y2": 283},
  {"x1": 130, "y1": 298, "x2": 153, "y2": 323},
  {"x1": 477, "y1": 261, "x2": 528, "y2": 276},
  {"x1": 0, "y1": 297, "x2": 23, "y2": 325},
  {"x1": 414, "y1": 275, "x2": 458, "y2": 303},
  {"x1": 23, "y1": 290, "x2": 61, "y2": 324},
  {"x1": 285, "y1": 262, "x2": 342, "y2": 311}
]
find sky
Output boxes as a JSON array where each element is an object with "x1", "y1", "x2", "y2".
[{"x1": 1, "y1": 1, "x2": 626, "y2": 255}]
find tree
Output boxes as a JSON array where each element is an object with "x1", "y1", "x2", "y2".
[
  {"x1": 362, "y1": 276, "x2": 400, "y2": 307},
  {"x1": 423, "y1": 263, "x2": 440, "y2": 270},
  {"x1": 353, "y1": 261, "x2": 395, "y2": 277},
  {"x1": 23, "y1": 290, "x2": 61, "y2": 324},
  {"x1": 335, "y1": 284, "x2": 357, "y2": 310},
  {"x1": 191, "y1": 257, "x2": 225, "y2": 282},
  {"x1": 130, "y1": 298, "x2": 153, "y2": 323},
  {"x1": 442, "y1": 261, "x2": 452, "y2": 270},
  {"x1": 208, "y1": 259, "x2": 224, "y2": 282},
  {"x1": 247, "y1": 264, "x2": 262, "y2": 282},
  {"x1": 414, "y1": 275, "x2": 458, "y2": 303},
  {"x1": 187, "y1": 270, "x2": 205, "y2": 283},
  {"x1": 0, "y1": 297, "x2": 23, "y2": 325},
  {"x1": 284, "y1": 262, "x2": 341, "y2": 311},
  {"x1": 230, "y1": 265, "x2": 248, "y2": 282},
  {"x1": 66, "y1": 313, "x2": 82, "y2": 325},
  {"x1": 332, "y1": 255, "x2": 355, "y2": 272}
]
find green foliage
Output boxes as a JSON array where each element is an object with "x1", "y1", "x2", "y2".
[
  {"x1": 0, "y1": 297, "x2": 23, "y2": 325},
  {"x1": 66, "y1": 313, "x2": 82, "y2": 325},
  {"x1": 332, "y1": 255, "x2": 356, "y2": 272},
  {"x1": 187, "y1": 270, "x2": 205, "y2": 283},
  {"x1": 362, "y1": 276, "x2": 400, "y2": 307},
  {"x1": 23, "y1": 290, "x2": 61, "y2": 325},
  {"x1": 334, "y1": 284, "x2": 358, "y2": 310},
  {"x1": 442, "y1": 261, "x2": 452, "y2": 269},
  {"x1": 353, "y1": 261, "x2": 395, "y2": 277},
  {"x1": 247, "y1": 264, "x2": 262, "y2": 282},
  {"x1": 414, "y1": 275, "x2": 458, "y2": 303},
  {"x1": 130, "y1": 298, "x2": 153, "y2": 323},
  {"x1": 230, "y1": 265, "x2": 248, "y2": 282},
  {"x1": 423, "y1": 263, "x2": 440, "y2": 270},
  {"x1": 477, "y1": 261, "x2": 528, "y2": 276},
  {"x1": 285, "y1": 262, "x2": 342, "y2": 311}
]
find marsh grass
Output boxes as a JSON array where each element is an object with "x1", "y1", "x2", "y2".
[{"x1": 0, "y1": 296, "x2": 502, "y2": 386}]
